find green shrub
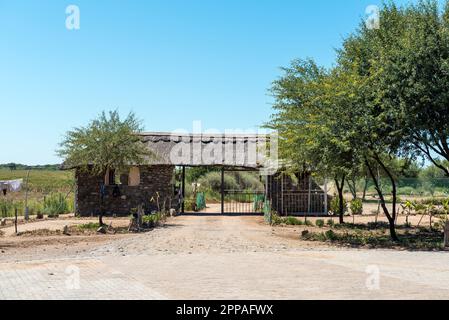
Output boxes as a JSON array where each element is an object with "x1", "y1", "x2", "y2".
[
  {"x1": 184, "y1": 199, "x2": 196, "y2": 212},
  {"x1": 78, "y1": 222, "x2": 101, "y2": 230},
  {"x1": 397, "y1": 186, "x2": 416, "y2": 196},
  {"x1": 285, "y1": 216, "x2": 303, "y2": 226},
  {"x1": 324, "y1": 230, "x2": 338, "y2": 241},
  {"x1": 198, "y1": 172, "x2": 239, "y2": 193},
  {"x1": 330, "y1": 196, "x2": 348, "y2": 215},
  {"x1": 142, "y1": 212, "x2": 165, "y2": 227},
  {"x1": 271, "y1": 213, "x2": 284, "y2": 225},
  {"x1": 349, "y1": 199, "x2": 363, "y2": 215},
  {"x1": 43, "y1": 193, "x2": 70, "y2": 217},
  {"x1": 327, "y1": 219, "x2": 335, "y2": 227},
  {"x1": 305, "y1": 219, "x2": 314, "y2": 226},
  {"x1": 315, "y1": 219, "x2": 325, "y2": 228}
]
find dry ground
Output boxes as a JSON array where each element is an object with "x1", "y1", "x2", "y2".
[{"x1": 0, "y1": 214, "x2": 449, "y2": 299}]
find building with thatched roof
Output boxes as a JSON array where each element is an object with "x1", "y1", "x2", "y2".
[{"x1": 71, "y1": 132, "x2": 330, "y2": 217}]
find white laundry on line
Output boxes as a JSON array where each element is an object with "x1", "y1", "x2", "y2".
[{"x1": 0, "y1": 179, "x2": 23, "y2": 193}]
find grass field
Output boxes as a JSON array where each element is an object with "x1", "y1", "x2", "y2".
[{"x1": 0, "y1": 169, "x2": 75, "y2": 217}]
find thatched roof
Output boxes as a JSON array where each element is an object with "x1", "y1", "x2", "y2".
[{"x1": 141, "y1": 132, "x2": 270, "y2": 169}]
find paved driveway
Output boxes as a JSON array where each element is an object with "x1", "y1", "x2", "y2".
[{"x1": 0, "y1": 215, "x2": 449, "y2": 300}]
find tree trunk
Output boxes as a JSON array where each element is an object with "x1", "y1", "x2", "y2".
[
  {"x1": 347, "y1": 179, "x2": 357, "y2": 200},
  {"x1": 365, "y1": 157, "x2": 399, "y2": 242},
  {"x1": 335, "y1": 176, "x2": 346, "y2": 224},
  {"x1": 388, "y1": 217, "x2": 399, "y2": 242},
  {"x1": 362, "y1": 176, "x2": 369, "y2": 201}
]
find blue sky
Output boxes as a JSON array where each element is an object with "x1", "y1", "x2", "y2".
[{"x1": 0, "y1": 0, "x2": 418, "y2": 164}]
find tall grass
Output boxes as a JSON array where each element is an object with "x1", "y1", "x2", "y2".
[
  {"x1": 0, "y1": 193, "x2": 73, "y2": 218},
  {"x1": 0, "y1": 169, "x2": 74, "y2": 217},
  {"x1": 42, "y1": 193, "x2": 70, "y2": 217}
]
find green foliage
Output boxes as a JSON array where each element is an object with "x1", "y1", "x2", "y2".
[
  {"x1": 326, "y1": 219, "x2": 335, "y2": 227},
  {"x1": 77, "y1": 222, "x2": 101, "y2": 230},
  {"x1": 271, "y1": 214, "x2": 305, "y2": 226},
  {"x1": 330, "y1": 197, "x2": 347, "y2": 216},
  {"x1": 285, "y1": 216, "x2": 304, "y2": 226},
  {"x1": 315, "y1": 219, "x2": 325, "y2": 228},
  {"x1": 198, "y1": 172, "x2": 238, "y2": 193},
  {"x1": 142, "y1": 212, "x2": 165, "y2": 227},
  {"x1": 42, "y1": 193, "x2": 70, "y2": 217},
  {"x1": 57, "y1": 110, "x2": 151, "y2": 175},
  {"x1": 0, "y1": 169, "x2": 74, "y2": 194},
  {"x1": 304, "y1": 219, "x2": 314, "y2": 227},
  {"x1": 349, "y1": 199, "x2": 363, "y2": 215}
]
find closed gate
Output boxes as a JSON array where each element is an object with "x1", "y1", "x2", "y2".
[{"x1": 223, "y1": 190, "x2": 265, "y2": 214}]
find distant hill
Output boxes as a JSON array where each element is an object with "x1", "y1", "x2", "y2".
[{"x1": 0, "y1": 163, "x2": 61, "y2": 171}]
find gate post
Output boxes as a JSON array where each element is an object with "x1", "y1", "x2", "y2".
[
  {"x1": 181, "y1": 166, "x2": 186, "y2": 214},
  {"x1": 324, "y1": 178, "x2": 328, "y2": 215},
  {"x1": 221, "y1": 167, "x2": 225, "y2": 214},
  {"x1": 445, "y1": 221, "x2": 449, "y2": 247},
  {"x1": 307, "y1": 174, "x2": 312, "y2": 216}
]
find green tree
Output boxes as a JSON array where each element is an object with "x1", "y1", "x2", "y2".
[
  {"x1": 57, "y1": 110, "x2": 151, "y2": 225},
  {"x1": 266, "y1": 59, "x2": 362, "y2": 224},
  {"x1": 373, "y1": 1, "x2": 449, "y2": 176}
]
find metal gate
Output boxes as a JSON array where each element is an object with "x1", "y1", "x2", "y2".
[{"x1": 223, "y1": 190, "x2": 265, "y2": 214}]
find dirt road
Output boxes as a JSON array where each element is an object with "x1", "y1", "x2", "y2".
[{"x1": 1, "y1": 215, "x2": 449, "y2": 299}]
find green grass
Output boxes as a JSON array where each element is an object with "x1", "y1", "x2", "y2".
[
  {"x1": 0, "y1": 169, "x2": 75, "y2": 217},
  {"x1": 77, "y1": 222, "x2": 101, "y2": 230},
  {"x1": 0, "y1": 169, "x2": 74, "y2": 193}
]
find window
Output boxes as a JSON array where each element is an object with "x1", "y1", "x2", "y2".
[
  {"x1": 128, "y1": 167, "x2": 140, "y2": 186},
  {"x1": 105, "y1": 169, "x2": 116, "y2": 186}
]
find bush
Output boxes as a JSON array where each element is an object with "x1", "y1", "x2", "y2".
[
  {"x1": 330, "y1": 196, "x2": 348, "y2": 216},
  {"x1": 316, "y1": 219, "x2": 325, "y2": 228},
  {"x1": 327, "y1": 219, "x2": 335, "y2": 227},
  {"x1": 78, "y1": 222, "x2": 101, "y2": 230},
  {"x1": 305, "y1": 219, "x2": 314, "y2": 227},
  {"x1": 285, "y1": 216, "x2": 303, "y2": 226},
  {"x1": 350, "y1": 199, "x2": 363, "y2": 215},
  {"x1": 324, "y1": 230, "x2": 338, "y2": 241},
  {"x1": 43, "y1": 193, "x2": 70, "y2": 218},
  {"x1": 198, "y1": 172, "x2": 239, "y2": 193},
  {"x1": 397, "y1": 186, "x2": 416, "y2": 196},
  {"x1": 184, "y1": 199, "x2": 196, "y2": 212},
  {"x1": 142, "y1": 212, "x2": 165, "y2": 227},
  {"x1": 271, "y1": 213, "x2": 284, "y2": 225}
]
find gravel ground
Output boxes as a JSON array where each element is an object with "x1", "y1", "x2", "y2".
[{"x1": 0, "y1": 215, "x2": 449, "y2": 299}]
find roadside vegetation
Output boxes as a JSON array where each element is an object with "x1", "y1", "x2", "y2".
[
  {"x1": 266, "y1": 1, "x2": 449, "y2": 242},
  {"x1": 0, "y1": 169, "x2": 74, "y2": 218}
]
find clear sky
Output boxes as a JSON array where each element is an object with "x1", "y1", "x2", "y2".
[{"x1": 0, "y1": 0, "x2": 419, "y2": 164}]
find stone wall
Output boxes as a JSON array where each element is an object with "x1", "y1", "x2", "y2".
[{"x1": 75, "y1": 165, "x2": 175, "y2": 216}]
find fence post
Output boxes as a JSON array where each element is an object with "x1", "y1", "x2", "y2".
[
  {"x1": 14, "y1": 208, "x2": 18, "y2": 235},
  {"x1": 307, "y1": 174, "x2": 312, "y2": 216},
  {"x1": 445, "y1": 221, "x2": 449, "y2": 248},
  {"x1": 324, "y1": 178, "x2": 328, "y2": 215},
  {"x1": 221, "y1": 168, "x2": 225, "y2": 214},
  {"x1": 24, "y1": 170, "x2": 30, "y2": 221}
]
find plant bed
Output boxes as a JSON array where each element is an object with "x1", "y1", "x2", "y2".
[
  {"x1": 300, "y1": 223, "x2": 447, "y2": 251},
  {"x1": 16, "y1": 224, "x2": 131, "y2": 237}
]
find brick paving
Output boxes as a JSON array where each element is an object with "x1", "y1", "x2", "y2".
[{"x1": 0, "y1": 215, "x2": 448, "y2": 300}]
